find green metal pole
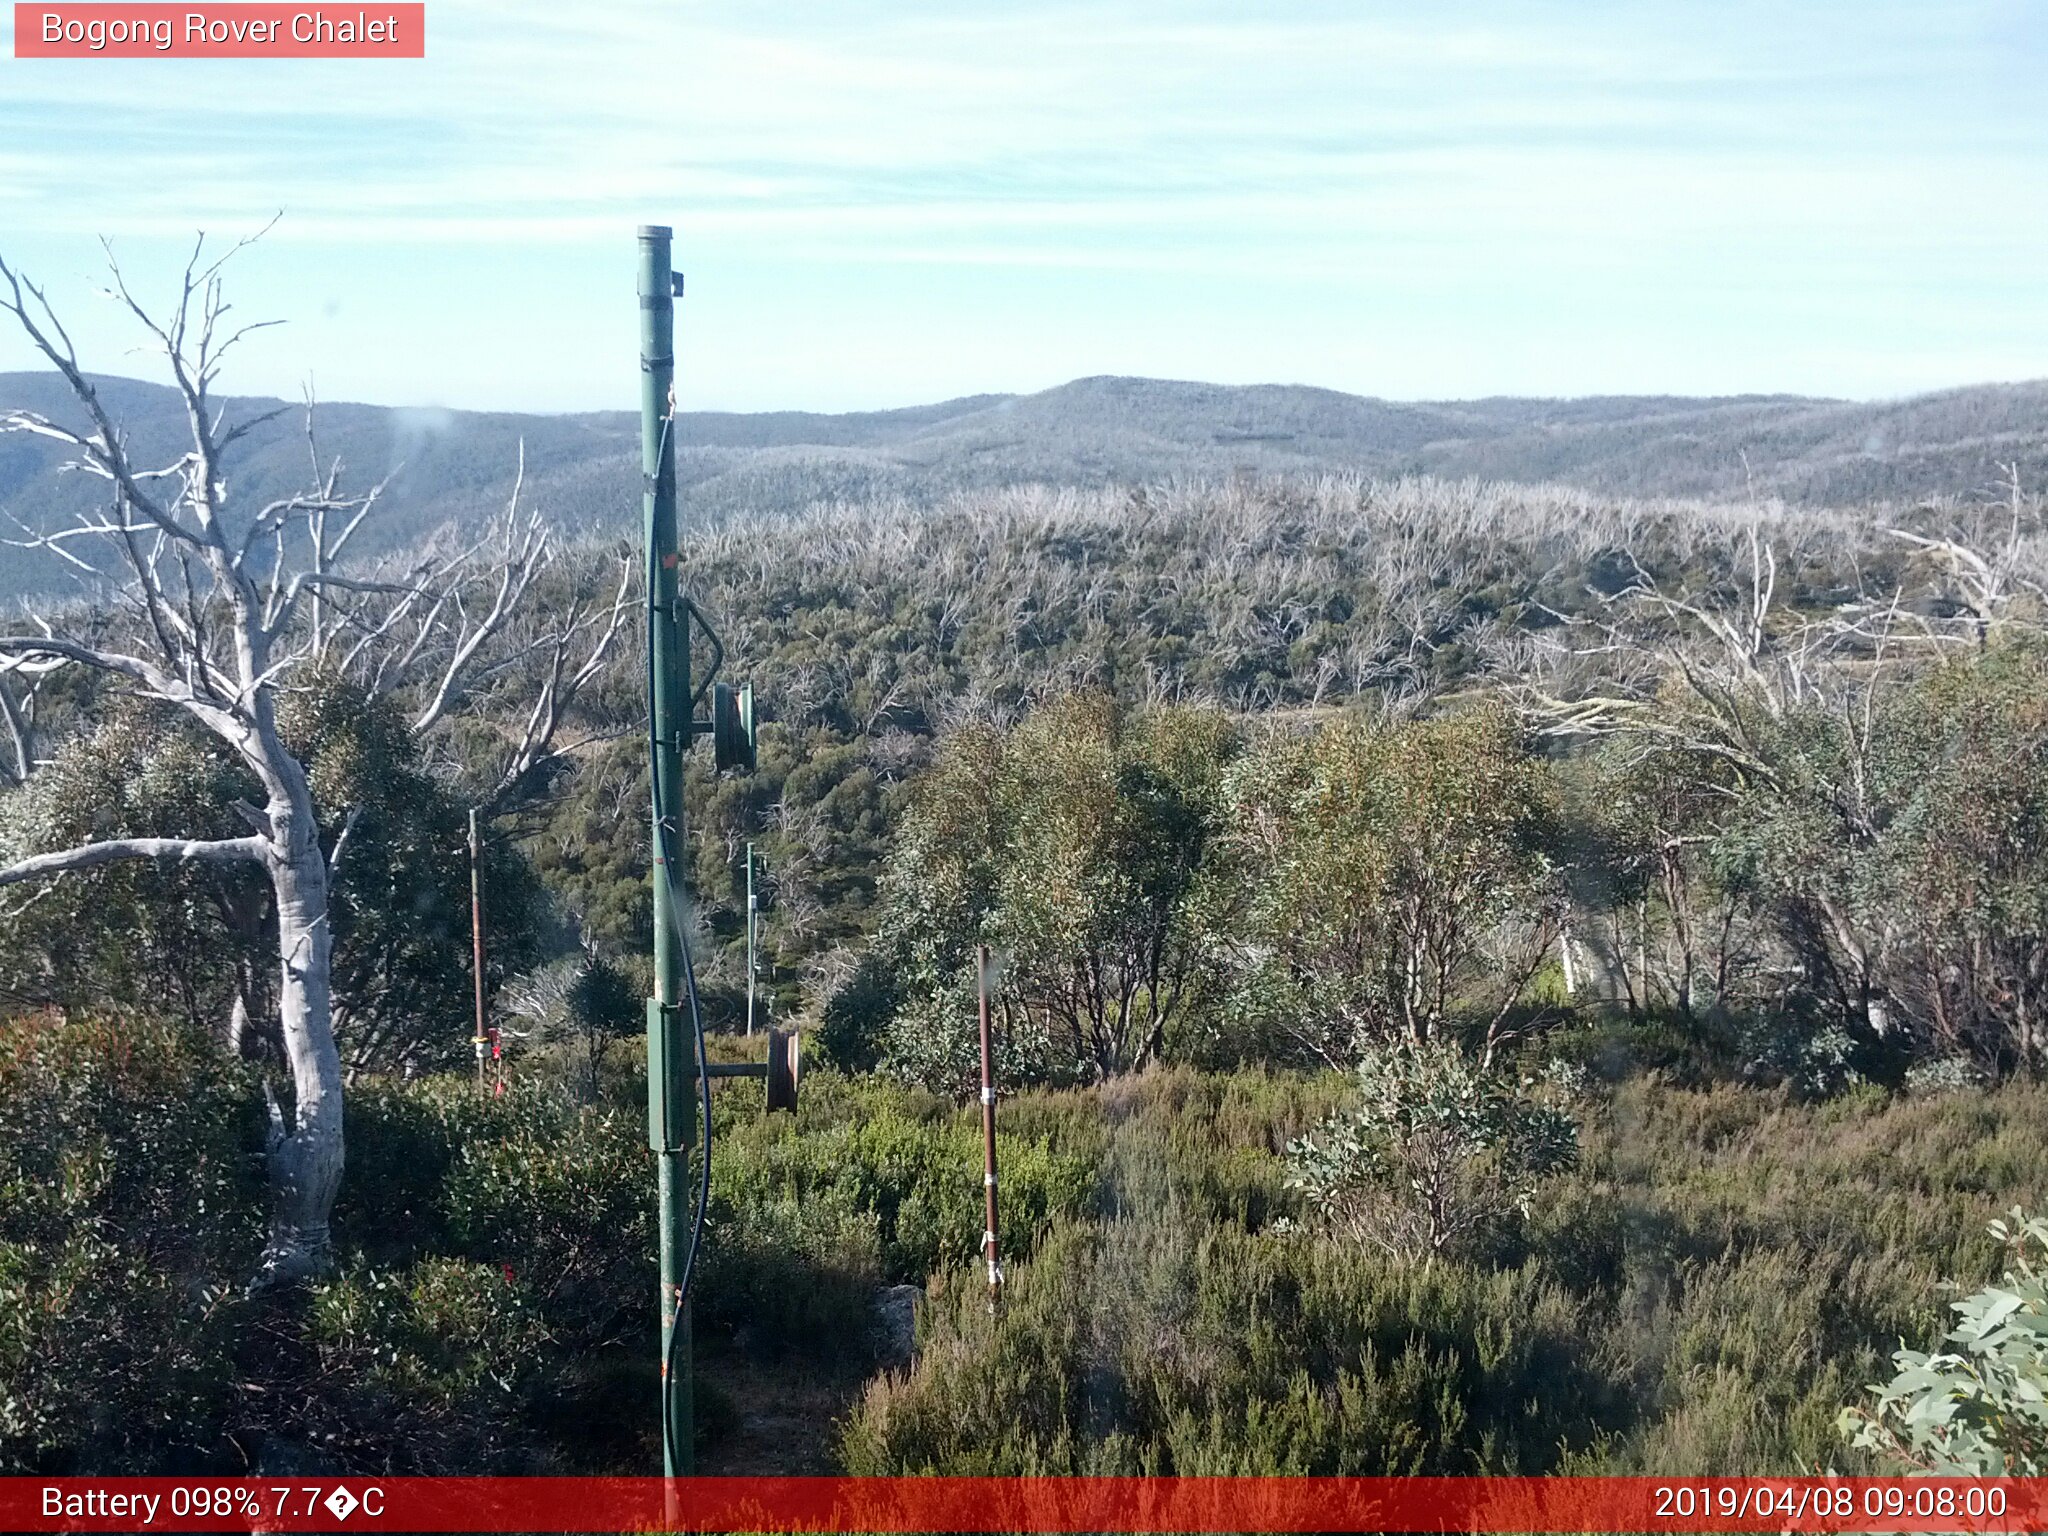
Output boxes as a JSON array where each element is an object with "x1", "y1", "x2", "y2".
[
  {"x1": 745, "y1": 842, "x2": 756, "y2": 1038},
  {"x1": 639, "y1": 224, "x2": 694, "y2": 1478}
]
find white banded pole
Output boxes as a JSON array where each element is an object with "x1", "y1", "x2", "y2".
[{"x1": 977, "y1": 943, "x2": 1002, "y2": 1313}]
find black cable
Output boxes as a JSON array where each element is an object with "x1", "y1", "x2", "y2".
[{"x1": 647, "y1": 585, "x2": 714, "y2": 1477}]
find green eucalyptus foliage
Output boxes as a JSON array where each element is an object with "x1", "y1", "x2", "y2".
[
  {"x1": 868, "y1": 698, "x2": 1563, "y2": 1088},
  {"x1": 875, "y1": 695, "x2": 1238, "y2": 1092},
  {"x1": 1720, "y1": 640, "x2": 2048, "y2": 1080},
  {"x1": 1561, "y1": 736, "x2": 1763, "y2": 1034},
  {"x1": 0, "y1": 678, "x2": 545, "y2": 1073},
  {"x1": 1876, "y1": 648, "x2": 2048, "y2": 1074},
  {"x1": 1210, "y1": 704, "x2": 1561, "y2": 1066},
  {"x1": 0, "y1": 710, "x2": 257, "y2": 1027},
  {"x1": 1285, "y1": 1038, "x2": 1580, "y2": 1261},
  {"x1": 282, "y1": 678, "x2": 545, "y2": 1073},
  {"x1": 1840, "y1": 1209, "x2": 2048, "y2": 1474}
]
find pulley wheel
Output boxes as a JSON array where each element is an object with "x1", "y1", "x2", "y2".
[
  {"x1": 765, "y1": 1027, "x2": 800, "y2": 1113},
  {"x1": 712, "y1": 681, "x2": 757, "y2": 773}
]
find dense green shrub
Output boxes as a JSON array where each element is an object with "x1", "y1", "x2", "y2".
[
  {"x1": 0, "y1": 1012, "x2": 260, "y2": 1473},
  {"x1": 278, "y1": 1076, "x2": 651, "y2": 1470},
  {"x1": 698, "y1": 1071, "x2": 1103, "y2": 1358},
  {"x1": 1543, "y1": 1015, "x2": 1726, "y2": 1087},
  {"x1": 818, "y1": 953, "x2": 898, "y2": 1074},
  {"x1": 334, "y1": 1075, "x2": 551, "y2": 1262},
  {"x1": 846, "y1": 1071, "x2": 2048, "y2": 1477},
  {"x1": 1285, "y1": 1039, "x2": 1579, "y2": 1261},
  {"x1": 8, "y1": 1001, "x2": 2046, "y2": 1480},
  {"x1": 844, "y1": 1220, "x2": 1622, "y2": 1475},
  {"x1": 441, "y1": 1100, "x2": 652, "y2": 1354},
  {"x1": 1739, "y1": 1013, "x2": 1865, "y2": 1100},
  {"x1": 300, "y1": 1258, "x2": 551, "y2": 1473}
]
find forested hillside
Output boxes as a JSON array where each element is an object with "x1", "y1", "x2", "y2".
[
  {"x1": 6, "y1": 370, "x2": 2046, "y2": 601},
  {"x1": 4, "y1": 321, "x2": 2048, "y2": 1486}
]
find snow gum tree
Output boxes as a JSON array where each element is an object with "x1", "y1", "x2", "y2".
[{"x1": 0, "y1": 238, "x2": 626, "y2": 1284}]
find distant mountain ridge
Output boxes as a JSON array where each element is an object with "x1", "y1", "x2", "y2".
[{"x1": 2, "y1": 370, "x2": 2044, "y2": 599}]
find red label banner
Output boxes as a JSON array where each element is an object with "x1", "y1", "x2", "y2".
[
  {"x1": 14, "y1": 4, "x2": 424, "y2": 57},
  {"x1": 2, "y1": 1476, "x2": 2046, "y2": 1532}
]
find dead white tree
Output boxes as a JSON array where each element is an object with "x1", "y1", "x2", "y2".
[
  {"x1": 0, "y1": 666, "x2": 40, "y2": 783},
  {"x1": 0, "y1": 236, "x2": 627, "y2": 1285},
  {"x1": 1890, "y1": 465, "x2": 2048, "y2": 649},
  {"x1": 1515, "y1": 513, "x2": 2046, "y2": 1039},
  {"x1": 1518, "y1": 526, "x2": 1857, "y2": 785}
]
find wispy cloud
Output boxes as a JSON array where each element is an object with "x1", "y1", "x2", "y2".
[{"x1": 0, "y1": 0, "x2": 2042, "y2": 407}]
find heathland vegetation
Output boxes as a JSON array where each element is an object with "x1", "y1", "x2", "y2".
[
  {"x1": 5, "y1": 369, "x2": 2047, "y2": 603},
  {"x1": 2, "y1": 267, "x2": 2046, "y2": 1477}
]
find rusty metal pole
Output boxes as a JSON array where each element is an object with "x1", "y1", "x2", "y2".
[
  {"x1": 977, "y1": 944, "x2": 1002, "y2": 1314},
  {"x1": 469, "y1": 806, "x2": 487, "y2": 1095}
]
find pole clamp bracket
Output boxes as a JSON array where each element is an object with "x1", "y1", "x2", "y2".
[{"x1": 645, "y1": 997, "x2": 697, "y2": 1152}]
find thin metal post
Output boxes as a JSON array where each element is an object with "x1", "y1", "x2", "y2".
[
  {"x1": 977, "y1": 944, "x2": 1002, "y2": 1314},
  {"x1": 640, "y1": 224, "x2": 694, "y2": 1478},
  {"x1": 745, "y1": 841, "x2": 757, "y2": 1038},
  {"x1": 468, "y1": 807, "x2": 486, "y2": 1095}
]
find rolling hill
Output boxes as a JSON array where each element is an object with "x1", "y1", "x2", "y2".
[{"x1": 1, "y1": 370, "x2": 2043, "y2": 599}]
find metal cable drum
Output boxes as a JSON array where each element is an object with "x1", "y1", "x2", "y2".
[
  {"x1": 712, "y1": 681, "x2": 755, "y2": 772},
  {"x1": 764, "y1": 1027, "x2": 800, "y2": 1113}
]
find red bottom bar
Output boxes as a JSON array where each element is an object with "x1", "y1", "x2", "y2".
[{"x1": 6, "y1": 1475, "x2": 2046, "y2": 1533}]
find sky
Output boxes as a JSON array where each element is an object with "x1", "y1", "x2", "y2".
[{"x1": 0, "y1": 1, "x2": 2045, "y2": 413}]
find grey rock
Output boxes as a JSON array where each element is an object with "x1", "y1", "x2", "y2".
[{"x1": 872, "y1": 1283, "x2": 922, "y2": 1368}]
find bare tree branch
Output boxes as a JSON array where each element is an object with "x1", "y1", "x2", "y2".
[
  {"x1": 408, "y1": 442, "x2": 552, "y2": 735},
  {"x1": 0, "y1": 834, "x2": 267, "y2": 888}
]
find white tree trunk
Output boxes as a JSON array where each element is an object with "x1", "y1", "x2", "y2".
[
  {"x1": 253, "y1": 771, "x2": 347, "y2": 1286},
  {"x1": 0, "y1": 239, "x2": 594, "y2": 1291}
]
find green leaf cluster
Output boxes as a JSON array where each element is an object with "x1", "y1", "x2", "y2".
[
  {"x1": 1841, "y1": 1208, "x2": 2048, "y2": 1474},
  {"x1": 1285, "y1": 1037, "x2": 1580, "y2": 1261}
]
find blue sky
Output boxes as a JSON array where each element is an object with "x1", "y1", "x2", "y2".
[{"x1": 1, "y1": 1, "x2": 2044, "y2": 412}]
